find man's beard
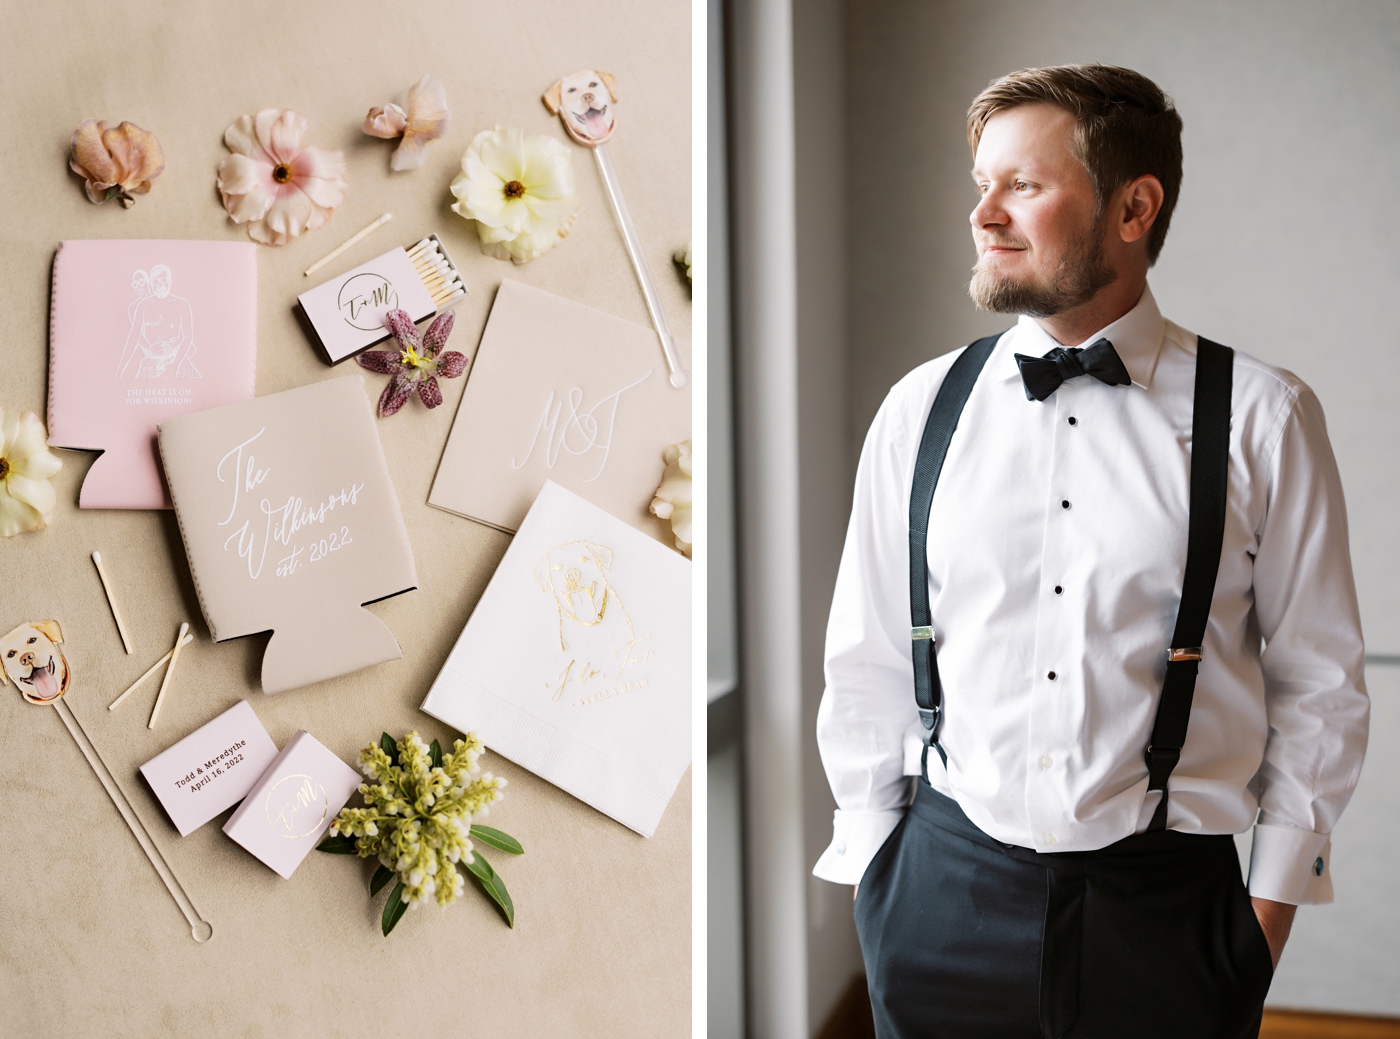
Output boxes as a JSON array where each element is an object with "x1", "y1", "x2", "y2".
[{"x1": 968, "y1": 217, "x2": 1115, "y2": 317}]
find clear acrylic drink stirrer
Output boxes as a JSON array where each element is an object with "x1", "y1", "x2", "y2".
[{"x1": 544, "y1": 69, "x2": 689, "y2": 389}]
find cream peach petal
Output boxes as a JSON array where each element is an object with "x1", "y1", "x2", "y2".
[
  {"x1": 216, "y1": 152, "x2": 268, "y2": 198},
  {"x1": 5, "y1": 473, "x2": 55, "y2": 517},
  {"x1": 71, "y1": 120, "x2": 119, "y2": 182},
  {"x1": 302, "y1": 203, "x2": 332, "y2": 233},
  {"x1": 103, "y1": 121, "x2": 165, "y2": 186},
  {"x1": 406, "y1": 75, "x2": 449, "y2": 127},
  {"x1": 223, "y1": 115, "x2": 269, "y2": 163},
  {"x1": 365, "y1": 103, "x2": 408, "y2": 139},
  {"x1": 390, "y1": 135, "x2": 430, "y2": 172},
  {"x1": 81, "y1": 179, "x2": 113, "y2": 205}
]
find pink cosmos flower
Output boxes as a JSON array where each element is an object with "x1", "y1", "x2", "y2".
[
  {"x1": 216, "y1": 108, "x2": 348, "y2": 245},
  {"x1": 356, "y1": 310, "x2": 467, "y2": 417}
]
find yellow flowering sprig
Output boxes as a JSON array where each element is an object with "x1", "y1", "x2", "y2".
[{"x1": 318, "y1": 731, "x2": 522, "y2": 936}]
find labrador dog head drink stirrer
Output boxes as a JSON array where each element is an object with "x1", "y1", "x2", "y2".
[
  {"x1": 2, "y1": 620, "x2": 212, "y2": 942},
  {"x1": 544, "y1": 70, "x2": 689, "y2": 389}
]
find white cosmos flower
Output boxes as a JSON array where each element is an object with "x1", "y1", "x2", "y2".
[
  {"x1": 0, "y1": 408, "x2": 63, "y2": 537},
  {"x1": 449, "y1": 127, "x2": 581, "y2": 264},
  {"x1": 649, "y1": 439, "x2": 692, "y2": 557}
]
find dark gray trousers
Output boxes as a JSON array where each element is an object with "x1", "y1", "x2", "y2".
[{"x1": 855, "y1": 781, "x2": 1273, "y2": 1039}]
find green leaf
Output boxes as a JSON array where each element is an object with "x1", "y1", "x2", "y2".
[
  {"x1": 382, "y1": 881, "x2": 408, "y2": 937},
  {"x1": 317, "y1": 834, "x2": 359, "y2": 855},
  {"x1": 430, "y1": 739, "x2": 443, "y2": 770},
  {"x1": 463, "y1": 851, "x2": 515, "y2": 927},
  {"x1": 370, "y1": 864, "x2": 395, "y2": 896},
  {"x1": 470, "y1": 825, "x2": 524, "y2": 855},
  {"x1": 381, "y1": 732, "x2": 399, "y2": 765}
]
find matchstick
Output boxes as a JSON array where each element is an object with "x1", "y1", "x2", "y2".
[
  {"x1": 304, "y1": 213, "x2": 393, "y2": 277},
  {"x1": 108, "y1": 633, "x2": 194, "y2": 711},
  {"x1": 92, "y1": 551, "x2": 133, "y2": 654},
  {"x1": 149, "y1": 622, "x2": 190, "y2": 729}
]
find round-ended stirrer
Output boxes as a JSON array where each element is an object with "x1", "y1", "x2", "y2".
[
  {"x1": 1, "y1": 620, "x2": 213, "y2": 943},
  {"x1": 544, "y1": 70, "x2": 689, "y2": 389}
]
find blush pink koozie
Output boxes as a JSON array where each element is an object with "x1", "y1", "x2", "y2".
[{"x1": 47, "y1": 240, "x2": 257, "y2": 509}]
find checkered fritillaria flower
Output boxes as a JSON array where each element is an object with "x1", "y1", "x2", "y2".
[{"x1": 356, "y1": 309, "x2": 467, "y2": 417}]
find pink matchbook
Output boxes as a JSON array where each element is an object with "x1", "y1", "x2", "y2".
[{"x1": 47, "y1": 240, "x2": 257, "y2": 509}]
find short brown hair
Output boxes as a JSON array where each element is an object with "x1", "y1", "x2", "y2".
[{"x1": 968, "y1": 64, "x2": 1183, "y2": 264}]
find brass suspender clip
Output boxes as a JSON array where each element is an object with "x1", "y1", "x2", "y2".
[
  {"x1": 912, "y1": 626, "x2": 934, "y2": 641},
  {"x1": 1168, "y1": 647, "x2": 1203, "y2": 662}
]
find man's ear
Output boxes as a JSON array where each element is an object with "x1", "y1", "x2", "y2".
[
  {"x1": 542, "y1": 80, "x2": 564, "y2": 115},
  {"x1": 533, "y1": 555, "x2": 552, "y2": 591},
  {"x1": 598, "y1": 71, "x2": 618, "y2": 102},
  {"x1": 586, "y1": 543, "x2": 613, "y2": 571},
  {"x1": 31, "y1": 621, "x2": 63, "y2": 644},
  {"x1": 1118, "y1": 174, "x2": 1164, "y2": 246}
]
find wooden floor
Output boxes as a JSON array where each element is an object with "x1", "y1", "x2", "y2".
[
  {"x1": 813, "y1": 979, "x2": 1400, "y2": 1039},
  {"x1": 1262, "y1": 1009, "x2": 1400, "y2": 1038}
]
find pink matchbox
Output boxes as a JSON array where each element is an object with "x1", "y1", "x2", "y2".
[
  {"x1": 222, "y1": 730, "x2": 362, "y2": 879},
  {"x1": 139, "y1": 701, "x2": 279, "y2": 837},
  {"x1": 47, "y1": 239, "x2": 258, "y2": 509}
]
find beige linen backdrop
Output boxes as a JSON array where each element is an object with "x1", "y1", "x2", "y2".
[{"x1": 0, "y1": 2, "x2": 691, "y2": 1036}]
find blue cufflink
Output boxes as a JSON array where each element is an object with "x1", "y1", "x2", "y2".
[{"x1": 1313, "y1": 856, "x2": 1325, "y2": 877}]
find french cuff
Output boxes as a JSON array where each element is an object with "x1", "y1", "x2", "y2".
[
  {"x1": 812, "y1": 808, "x2": 906, "y2": 885},
  {"x1": 1247, "y1": 823, "x2": 1334, "y2": 905}
]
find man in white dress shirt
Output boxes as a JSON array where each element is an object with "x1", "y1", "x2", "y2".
[{"x1": 814, "y1": 64, "x2": 1369, "y2": 1039}]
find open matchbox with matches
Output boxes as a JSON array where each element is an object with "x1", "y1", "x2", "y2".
[{"x1": 295, "y1": 233, "x2": 467, "y2": 365}]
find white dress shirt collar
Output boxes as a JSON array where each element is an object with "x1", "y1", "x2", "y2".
[{"x1": 996, "y1": 283, "x2": 1166, "y2": 391}]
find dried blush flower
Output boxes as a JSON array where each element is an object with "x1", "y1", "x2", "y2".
[
  {"x1": 216, "y1": 108, "x2": 348, "y2": 246},
  {"x1": 363, "y1": 74, "x2": 450, "y2": 171},
  {"x1": 649, "y1": 439, "x2": 692, "y2": 557},
  {"x1": 356, "y1": 309, "x2": 467, "y2": 417},
  {"x1": 69, "y1": 119, "x2": 165, "y2": 208},
  {"x1": 0, "y1": 408, "x2": 63, "y2": 538},
  {"x1": 449, "y1": 127, "x2": 581, "y2": 263}
]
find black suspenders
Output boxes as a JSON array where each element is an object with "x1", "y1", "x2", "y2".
[{"x1": 908, "y1": 334, "x2": 1234, "y2": 832}]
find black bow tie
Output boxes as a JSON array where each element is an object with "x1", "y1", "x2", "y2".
[{"x1": 1014, "y1": 338, "x2": 1132, "y2": 401}]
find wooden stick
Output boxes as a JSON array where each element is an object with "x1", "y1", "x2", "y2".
[
  {"x1": 304, "y1": 213, "x2": 393, "y2": 277},
  {"x1": 149, "y1": 622, "x2": 189, "y2": 729},
  {"x1": 91, "y1": 551, "x2": 134, "y2": 654},
  {"x1": 406, "y1": 237, "x2": 434, "y2": 258},
  {"x1": 108, "y1": 633, "x2": 194, "y2": 711}
]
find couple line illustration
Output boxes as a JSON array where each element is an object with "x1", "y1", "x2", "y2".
[{"x1": 115, "y1": 265, "x2": 201, "y2": 380}]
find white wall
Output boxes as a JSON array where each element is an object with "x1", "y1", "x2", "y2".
[{"x1": 844, "y1": 0, "x2": 1400, "y2": 1014}]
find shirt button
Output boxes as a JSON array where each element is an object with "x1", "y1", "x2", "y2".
[
  {"x1": 835, "y1": 839, "x2": 847, "y2": 855},
  {"x1": 1047, "y1": 671, "x2": 1058, "y2": 681},
  {"x1": 1314, "y1": 856, "x2": 1325, "y2": 876},
  {"x1": 1061, "y1": 499, "x2": 1071, "y2": 510},
  {"x1": 1039, "y1": 754, "x2": 1053, "y2": 769},
  {"x1": 1067, "y1": 416, "x2": 1077, "y2": 426},
  {"x1": 1054, "y1": 585, "x2": 1063, "y2": 595},
  {"x1": 1043, "y1": 833, "x2": 1058, "y2": 846}
]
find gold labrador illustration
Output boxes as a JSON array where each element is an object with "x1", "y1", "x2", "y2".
[
  {"x1": 534, "y1": 540, "x2": 638, "y2": 694},
  {"x1": 1, "y1": 620, "x2": 71, "y2": 704},
  {"x1": 543, "y1": 70, "x2": 619, "y2": 146}
]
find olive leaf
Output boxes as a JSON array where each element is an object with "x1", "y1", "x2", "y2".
[
  {"x1": 381, "y1": 732, "x2": 399, "y2": 765},
  {"x1": 370, "y1": 864, "x2": 395, "y2": 897},
  {"x1": 382, "y1": 881, "x2": 409, "y2": 936},
  {"x1": 430, "y1": 738, "x2": 443, "y2": 770},
  {"x1": 316, "y1": 834, "x2": 359, "y2": 855},
  {"x1": 463, "y1": 851, "x2": 515, "y2": 927},
  {"x1": 470, "y1": 825, "x2": 524, "y2": 855}
]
